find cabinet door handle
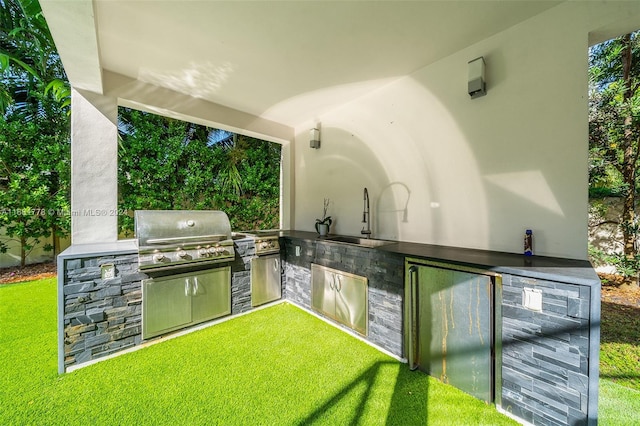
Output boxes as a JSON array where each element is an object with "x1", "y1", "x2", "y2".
[
  {"x1": 192, "y1": 276, "x2": 199, "y2": 296},
  {"x1": 408, "y1": 265, "x2": 418, "y2": 370},
  {"x1": 185, "y1": 278, "x2": 191, "y2": 297},
  {"x1": 329, "y1": 274, "x2": 335, "y2": 291},
  {"x1": 336, "y1": 275, "x2": 342, "y2": 292}
]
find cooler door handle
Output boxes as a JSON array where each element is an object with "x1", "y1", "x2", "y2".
[{"x1": 408, "y1": 265, "x2": 418, "y2": 370}]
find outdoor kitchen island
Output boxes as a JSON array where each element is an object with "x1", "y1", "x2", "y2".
[
  {"x1": 57, "y1": 230, "x2": 600, "y2": 426},
  {"x1": 280, "y1": 230, "x2": 600, "y2": 426}
]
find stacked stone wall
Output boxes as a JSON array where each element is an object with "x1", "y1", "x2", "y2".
[
  {"x1": 230, "y1": 238, "x2": 255, "y2": 315},
  {"x1": 63, "y1": 254, "x2": 145, "y2": 368},
  {"x1": 501, "y1": 275, "x2": 594, "y2": 425}
]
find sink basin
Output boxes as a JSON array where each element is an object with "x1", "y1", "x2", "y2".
[{"x1": 324, "y1": 235, "x2": 394, "y2": 248}]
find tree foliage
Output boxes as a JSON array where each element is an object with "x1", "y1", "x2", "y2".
[
  {"x1": 117, "y1": 107, "x2": 281, "y2": 236},
  {"x1": 589, "y1": 31, "x2": 640, "y2": 259},
  {"x1": 0, "y1": 0, "x2": 70, "y2": 116},
  {"x1": 0, "y1": 0, "x2": 71, "y2": 266},
  {"x1": 0, "y1": 97, "x2": 70, "y2": 265}
]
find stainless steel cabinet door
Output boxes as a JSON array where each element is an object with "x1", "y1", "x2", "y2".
[
  {"x1": 191, "y1": 267, "x2": 231, "y2": 324},
  {"x1": 312, "y1": 264, "x2": 368, "y2": 336},
  {"x1": 143, "y1": 275, "x2": 192, "y2": 339},
  {"x1": 334, "y1": 272, "x2": 368, "y2": 335},
  {"x1": 311, "y1": 264, "x2": 336, "y2": 316},
  {"x1": 251, "y1": 255, "x2": 282, "y2": 307}
]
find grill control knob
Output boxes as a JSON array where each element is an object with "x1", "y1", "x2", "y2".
[
  {"x1": 153, "y1": 253, "x2": 166, "y2": 262},
  {"x1": 198, "y1": 248, "x2": 209, "y2": 257},
  {"x1": 209, "y1": 246, "x2": 220, "y2": 256},
  {"x1": 177, "y1": 250, "x2": 187, "y2": 259}
]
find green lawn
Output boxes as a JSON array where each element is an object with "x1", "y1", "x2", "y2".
[
  {"x1": 600, "y1": 300, "x2": 640, "y2": 391},
  {"x1": 599, "y1": 379, "x2": 640, "y2": 426},
  {"x1": 0, "y1": 278, "x2": 517, "y2": 425},
  {"x1": 598, "y1": 297, "x2": 640, "y2": 425},
  {"x1": 3, "y1": 278, "x2": 637, "y2": 425}
]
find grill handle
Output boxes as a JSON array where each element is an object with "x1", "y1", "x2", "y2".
[
  {"x1": 408, "y1": 265, "x2": 418, "y2": 370},
  {"x1": 146, "y1": 234, "x2": 228, "y2": 245}
]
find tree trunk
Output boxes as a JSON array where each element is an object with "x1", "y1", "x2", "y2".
[
  {"x1": 20, "y1": 235, "x2": 26, "y2": 268},
  {"x1": 52, "y1": 224, "x2": 60, "y2": 257},
  {"x1": 620, "y1": 34, "x2": 638, "y2": 259}
]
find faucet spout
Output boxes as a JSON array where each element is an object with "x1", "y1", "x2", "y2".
[{"x1": 361, "y1": 187, "x2": 371, "y2": 239}]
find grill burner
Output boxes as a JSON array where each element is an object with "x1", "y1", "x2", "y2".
[{"x1": 135, "y1": 210, "x2": 235, "y2": 271}]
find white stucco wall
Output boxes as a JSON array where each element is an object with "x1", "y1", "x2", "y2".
[
  {"x1": 70, "y1": 88, "x2": 119, "y2": 244},
  {"x1": 292, "y1": 2, "x2": 640, "y2": 260}
]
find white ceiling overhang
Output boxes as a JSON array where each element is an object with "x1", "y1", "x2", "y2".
[{"x1": 41, "y1": 0, "x2": 563, "y2": 129}]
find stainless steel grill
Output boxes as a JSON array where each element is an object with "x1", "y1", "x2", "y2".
[{"x1": 135, "y1": 210, "x2": 235, "y2": 272}]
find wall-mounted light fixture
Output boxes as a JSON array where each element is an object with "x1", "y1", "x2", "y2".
[
  {"x1": 310, "y1": 126, "x2": 321, "y2": 149},
  {"x1": 468, "y1": 56, "x2": 486, "y2": 99}
]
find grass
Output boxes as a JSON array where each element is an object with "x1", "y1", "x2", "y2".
[
  {"x1": 599, "y1": 379, "x2": 640, "y2": 425},
  {"x1": 598, "y1": 296, "x2": 640, "y2": 425},
  {"x1": 600, "y1": 300, "x2": 640, "y2": 391},
  {"x1": 0, "y1": 278, "x2": 517, "y2": 425}
]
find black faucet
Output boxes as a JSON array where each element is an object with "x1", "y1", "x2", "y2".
[{"x1": 361, "y1": 187, "x2": 371, "y2": 239}]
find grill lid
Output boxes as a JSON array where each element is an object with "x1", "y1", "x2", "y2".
[
  {"x1": 135, "y1": 210, "x2": 234, "y2": 271},
  {"x1": 135, "y1": 210, "x2": 232, "y2": 248}
]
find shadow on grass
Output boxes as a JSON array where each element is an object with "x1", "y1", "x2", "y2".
[
  {"x1": 600, "y1": 301, "x2": 640, "y2": 345},
  {"x1": 298, "y1": 360, "x2": 429, "y2": 425}
]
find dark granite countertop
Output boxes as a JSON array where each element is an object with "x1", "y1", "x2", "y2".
[{"x1": 280, "y1": 230, "x2": 599, "y2": 287}]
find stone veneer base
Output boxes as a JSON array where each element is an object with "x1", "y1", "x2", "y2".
[
  {"x1": 66, "y1": 299, "x2": 285, "y2": 373},
  {"x1": 58, "y1": 234, "x2": 600, "y2": 426}
]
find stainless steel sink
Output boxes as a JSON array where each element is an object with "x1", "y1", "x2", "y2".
[{"x1": 324, "y1": 235, "x2": 394, "y2": 248}]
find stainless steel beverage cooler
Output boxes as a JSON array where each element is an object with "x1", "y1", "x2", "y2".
[{"x1": 405, "y1": 258, "x2": 501, "y2": 404}]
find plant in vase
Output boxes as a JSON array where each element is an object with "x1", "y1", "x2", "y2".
[{"x1": 315, "y1": 198, "x2": 332, "y2": 236}]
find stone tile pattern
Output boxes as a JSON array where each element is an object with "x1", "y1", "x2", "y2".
[
  {"x1": 281, "y1": 237, "x2": 315, "y2": 307},
  {"x1": 282, "y1": 237, "x2": 404, "y2": 357},
  {"x1": 501, "y1": 274, "x2": 592, "y2": 426},
  {"x1": 230, "y1": 238, "x2": 255, "y2": 315},
  {"x1": 63, "y1": 254, "x2": 145, "y2": 368}
]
